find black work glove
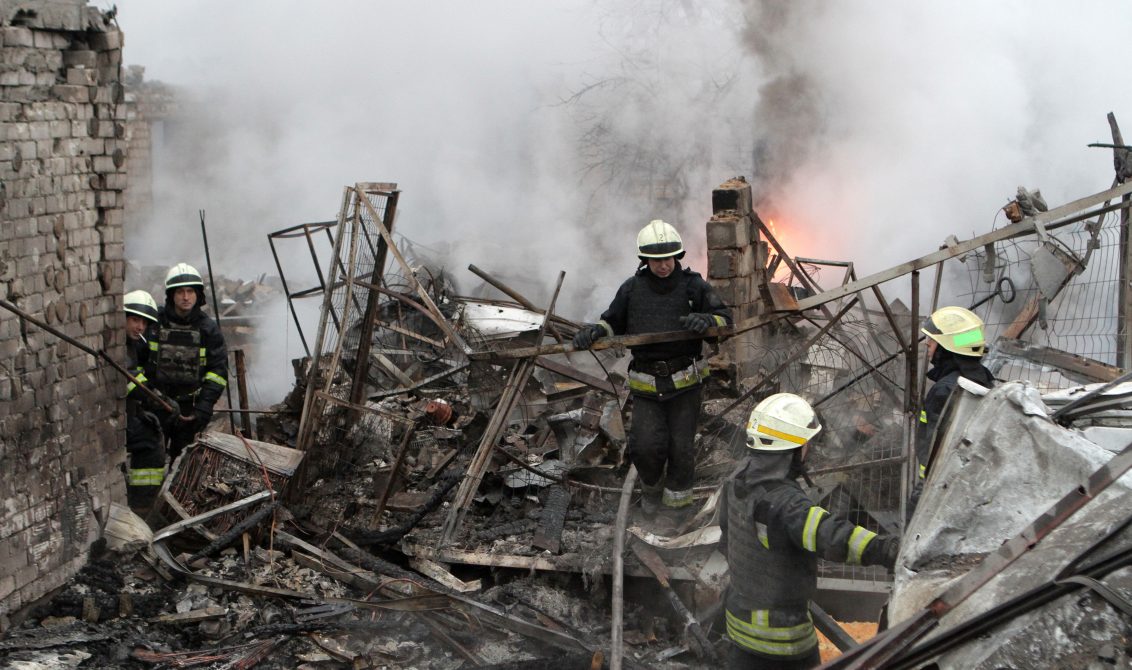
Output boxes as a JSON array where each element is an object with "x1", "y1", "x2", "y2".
[
  {"x1": 193, "y1": 407, "x2": 213, "y2": 433},
  {"x1": 572, "y1": 324, "x2": 607, "y2": 350},
  {"x1": 875, "y1": 536, "x2": 900, "y2": 569},
  {"x1": 681, "y1": 312, "x2": 715, "y2": 334},
  {"x1": 154, "y1": 393, "x2": 180, "y2": 425}
]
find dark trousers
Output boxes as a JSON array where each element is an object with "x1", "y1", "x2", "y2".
[
  {"x1": 726, "y1": 641, "x2": 821, "y2": 670},
  {"x1": 166, "y1": 415, "x2": 198, "y2": 463},
  {"x1": 126, "y1": 411, "x2": 166, "y2": 511},
  {"x1": 627, "y1": 385, "x2": 702, "y2": 491}
]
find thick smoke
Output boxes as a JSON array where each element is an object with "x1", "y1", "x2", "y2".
[
  {"x1": 112, "y1": 0, "x2": 1132, "y2": 402},
  {"x1": 737, "y1": 0, "x2": 1132, "y2": 280}
]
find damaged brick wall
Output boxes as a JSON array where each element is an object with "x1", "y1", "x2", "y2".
[
  {"x1": 706, "y1": 177, "x2": 768, "y2": 383},
  {"x1": 0, "y1": 0, "x2": 127, "y2": 630}
]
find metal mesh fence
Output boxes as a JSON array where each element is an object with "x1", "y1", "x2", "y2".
[
  {"x1": 962, "y1": 202, "x2": 1126, "y2": 390},
  {"x1": 701, "y1": 294, "x2": 908, "y2": 586}
]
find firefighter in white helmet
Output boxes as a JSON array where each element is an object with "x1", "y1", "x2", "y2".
[
  {"x1": 124, "y1": 290, "x2": 176, "y2": 514},
  {"x1": 146, "y1": 263, "x2": 228, "y2": 462},
  {"x1": 718, "y1": 393, "x2": 899, "y2": 669},
  {"x1": 573, "y1": 220, "x2": 732, "y2": 522},
  {"x1": 911, "y1": 306, "x2": 995, "y2": 513}
]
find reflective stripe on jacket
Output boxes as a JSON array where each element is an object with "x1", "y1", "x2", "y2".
[
  {"x1": 627, "y1": 360, "x2": 710, "y2": 395},
  {"x1": 127, "y1": 467, "x2": 165, "y2": 487},
  {"x1": 719, "y1": 468, "x2": 887, "y2": 658}
]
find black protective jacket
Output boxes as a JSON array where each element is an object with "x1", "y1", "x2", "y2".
[
  {"x1": 719, "y1": 453, "x2": 896, "y2": 660},
  {"x1": 149, "y1": 302, "x2": 228, "y2": 416},
  {"x1": 915, "y1": 350, "x2": 995, "y2": 473},
  {"x1": 597, "y1": 265, "x2": 731, "y2": 398}
]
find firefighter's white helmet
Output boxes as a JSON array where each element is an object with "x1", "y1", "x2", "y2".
[
  {"x1": 165, "y1": 263, "x2": 204, "y2": 291},
  {"x1": 636, "y1": 219, "x2": 685, "y2": 259},
  {"x1": 123, "y1": 289, "x2": 159, "y2": 323},
  {"x1": 922, "y1": 306, "x2": 986, "y2": 357},
  {"x1": 745, "y1": 393, "x2": 822, "y2": 451}
]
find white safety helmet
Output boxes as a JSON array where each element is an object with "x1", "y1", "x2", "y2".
[
  {"x1": 636, "y1": 219, "x2": 685, "y2": 259},
  {"x1": 922, "y1": 306, "x2": 986, "y2": 357},
  {"x1": 123, "y1": 289, "x2": 159, "y2": 323},
  {"x1": 165, "y1": 262, "x2": 204, "y2": 291},
  {"x1": 745, "y1": 393, "x2": 822, "y2": 451}
]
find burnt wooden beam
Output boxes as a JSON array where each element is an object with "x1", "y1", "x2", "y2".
[
  {"x1": 441, "y1": 271, "x2": 567, "y2": 545},
  {"x1": 532, "y1": 485, "x2": 570, "y2": 554},
  {"x1": 993, "y1": 338, "x2": 1123, "y2": 383}
]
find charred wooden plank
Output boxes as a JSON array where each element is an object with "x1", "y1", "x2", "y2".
[{"x1": 532, "y1": 485, "x2": 570, "y2": 554}]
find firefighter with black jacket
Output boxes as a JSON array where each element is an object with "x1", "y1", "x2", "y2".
[
  {"x1": 910, "y1": 306, "x2": 996, "y2": 512},
  {"x1": 148, "y1": 263, "x2": 228, "y2": 461},
  {"x1": 124, "y1": 290, "x2": 177, "y2": 513},
  {"x1": 719, "y1": 393, "x2": 899, "y2": 669},
  {"x1": 573, "y1": 220, "x2": 732, "y2": 518}
]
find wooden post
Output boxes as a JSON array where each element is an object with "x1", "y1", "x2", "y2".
[
  {"x1": 350, "y1": 186, "x2": 399, "y2": 410},
  {"x1": 1110, "y1": 112, "x2": 1132, "y2": 368},
  {"x1": 234, "y1": 349, "x2": 252, "y2": 436}
]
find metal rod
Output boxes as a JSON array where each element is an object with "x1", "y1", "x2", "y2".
[
  {"x1": 374, "y1": 423, "x2": 416, "y2": 518},
  {"x1": 303, "y1": 224, "x2": 338, "y2": 334},
  {"x1": 468, "y1": 263, "x2": 538, "y2": 310},
  {"x1": 0, "y1": 297, "x2": 173, "y2": 413},
  {"x1": 199, "y1": 210, "x2": 236, "y2": 434},
  {"x1": 267, "y1": 229, "x2": 310, "y2": 357},
  {"x1": 871, "y1": 284, "x2": 908, "y2": 352},
  {"x1": 295, "y1": 187, "x2": 353, "y2": 455},
  {"x1": 706, "y1": 297, "x2": 860, "y2": 428},
  {"x1": 902, "y1": 269, "x2": 920, "y2": 530},
  {"x1": 801, "y1": 315, "x2": 903, "y2": 392}
]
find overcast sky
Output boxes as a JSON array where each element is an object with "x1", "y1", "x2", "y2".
[{"x1": 108, "y1": 0, "x2": 1132, "y2": 397}]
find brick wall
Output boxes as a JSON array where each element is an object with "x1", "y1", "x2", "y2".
[
  {"x1": 0, "y1": 0, "x2": 126, "y2": 630},
  {"x1": 706, "y1": 177, "x2": 769, "y2": 384}
]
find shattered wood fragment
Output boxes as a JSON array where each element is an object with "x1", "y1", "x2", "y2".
[
  {"x1": 375, "y1": 424, "x2": 417, "y2": 517},
  {"x1": 532, "y1": 357, "x2": 618, "y2": 396},
  {"x1": 349, "y1": 471, "x2": 461, "y2": 547},
  {"x1": 153, "y1": 490, "x2": 273, "y2": 544},
  {"x1": 441, "y1": 356, "x2": 537, "y2": 543},
  {"x1": 386, "y1": 490, "x2": 434, "y2": 511},
  {"x1": 475, "y1": 518, "x2": 536, "y2": 543},
  {"x1": 442, "y1": 271, "x2": 567, "y2": 543},
  {"x1": 0, "y1": 627, "x2": 115, "y2": 652},
  {"x1": 291, "y1": 551, "x2": 384, "y2": 593},
  {"x1": 153, "y1": 606, "x2": 228, "y2": 624},
  {"x1": 409, "y1": 557, "x2": 483, "y2": 593},
  {"x1": 186, "y1": 500, "x2": 281, "y2": 564},
  {"x1": 336, "y1": 544, "x2": 445, "y2": 592},
  {"x1": 198, "y1": 431, "x2": 305, "y2": 476},
  {"x1": 628, "y1": 540, "x2": 718, "y2": 663},
  {"x1": 532, "y1": 485, "x2": 570, "y2": 554},
  {"x1": 424, "y1": 448, "x2": 458, "y2": 480}
]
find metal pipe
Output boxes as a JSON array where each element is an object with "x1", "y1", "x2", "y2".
[
  {"x1": 199, "y1": 210, "x2": 236, "y2": 434},
  {"x1": 267, "y1": 229, "x2": 310, "y2": 357},
  {"x1": 0, "y1": 297, "x2": 173, "y2": 413}
]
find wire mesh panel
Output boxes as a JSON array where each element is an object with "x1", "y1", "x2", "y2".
[
  {"x1": 959, "y1": 200, "x2": 1129, "y2": 390},
  {"x1": 738, "y1": 311, "x2": 906, "y2": 585}
]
